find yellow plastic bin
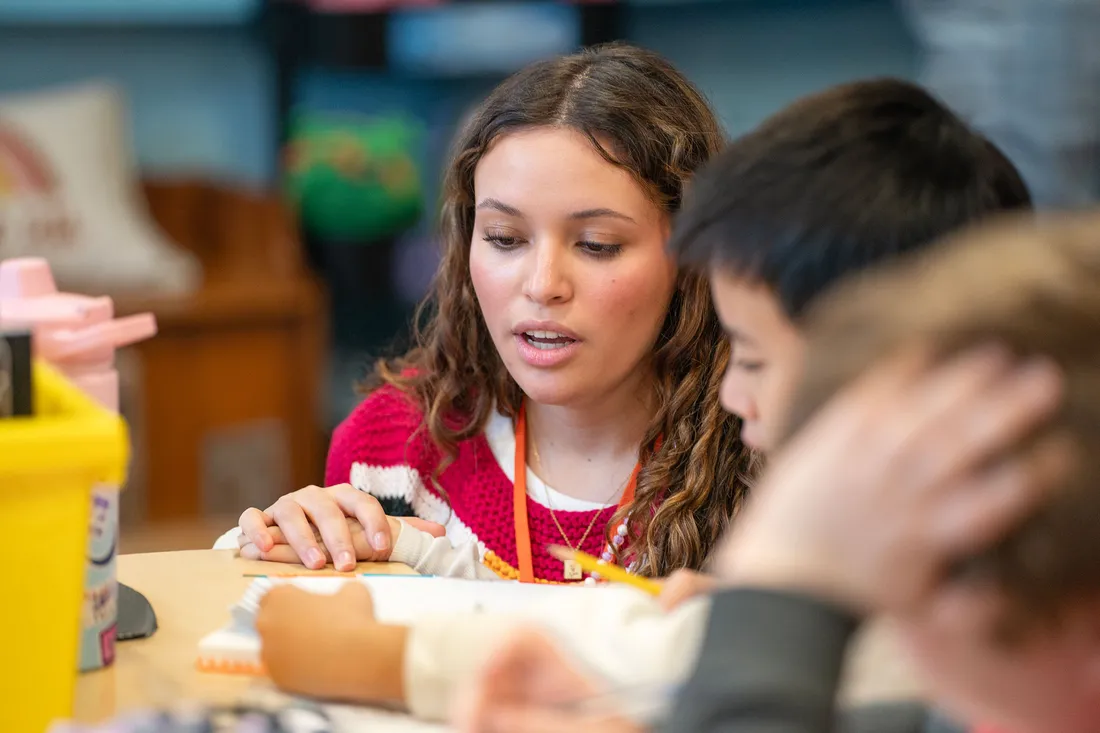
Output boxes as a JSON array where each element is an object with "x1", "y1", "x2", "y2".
[{"x1": 0, "y1": 362, "x2": 129, "y2": 733}]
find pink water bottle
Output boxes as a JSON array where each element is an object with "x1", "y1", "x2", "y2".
[{"x1": 0, "y1": 257, "x2": 157, "y2": 672}]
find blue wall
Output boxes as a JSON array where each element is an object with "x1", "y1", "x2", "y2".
[
  {"x1": 0, "y1": 25, "x2": 275, "y2": 185},
  {"x1": 0, "y1": 0, "x2": 919, "y2": 186},
  {"x1": 632, "y1": 0, "x2": 918, "y2": 137}
]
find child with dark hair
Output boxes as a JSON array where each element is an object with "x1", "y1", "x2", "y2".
[{"x1": 669, "y1": 77, "x2": 1032, "y2": 453}]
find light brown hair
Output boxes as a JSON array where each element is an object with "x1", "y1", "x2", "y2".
[
  {"x1": 367, "y1": 43, "x2": 755, "y2": 575},
  {"x1": 783, "y1": 211, "x2": 1100, "y2": 626}
]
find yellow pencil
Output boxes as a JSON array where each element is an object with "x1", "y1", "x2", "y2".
[{"x1": 548, "y1": 545, "x2": 663, "y2": 596}]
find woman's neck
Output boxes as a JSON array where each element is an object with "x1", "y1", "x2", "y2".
[{"x1": 524, "y1": 377, "x2": 656, "y2": 504}]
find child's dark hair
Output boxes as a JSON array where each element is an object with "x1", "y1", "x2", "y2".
[{"x1": 668, "y1": 78, "x2": 1033, "y2": 318}]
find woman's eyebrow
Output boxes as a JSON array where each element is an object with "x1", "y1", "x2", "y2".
[
  {"x1": 475, "y1": 200, "x2": 637, "y2": 224},
  {"x1": 570, "y1": 208, "x2": 636, "y2": 223},
  {"x1": 476, "y1": 198, "x2": 523, "y2": 217}
]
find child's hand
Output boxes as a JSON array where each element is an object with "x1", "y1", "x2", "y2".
[
  {"x1": 658, "y1": 569, "x2": 717, "y2": 611},
  {"x1": 716, "y1": 346, "x2": 1070, "y2": 616},
  {"x1": 236, "y1": 484, "x2": 445, "y2": 571},
  {"x1": 455, "y1": 630, "x2": 643, "y2": 733},
  {"x1": 256, "y1": 582, "x2": 409, "y2": 704}
]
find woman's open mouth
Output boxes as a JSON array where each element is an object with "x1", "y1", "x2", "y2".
[
  {"x1": 513, "y1": 327, "x2": 582, "y2": 368},
  {"x1": 521, "y1": 330, "x2": 578, "y2": 351}
]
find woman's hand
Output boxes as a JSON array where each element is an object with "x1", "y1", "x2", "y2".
[
  {"x1": 239, "y1": 515, "x2": 401, "y2": 567},
  {"x1": 257, "y1": 583, "x2": 409, "y2": 704},
  {"x1": 237, "y1": 483, "x2": 445, "y2": 571},
  {"x1": 658, "y1": 569, "x2": 718, "y2": 611},
  {"x1": 455, "y1": 630, "x2": 643, "y2": 733}
]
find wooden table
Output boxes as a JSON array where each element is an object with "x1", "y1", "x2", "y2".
[
  {"x1": 74, "y1": 550, "x2": 414, "y2": 724},
  {"x1": 71, "y1": 550, "x2": 921, "y2": 726}
]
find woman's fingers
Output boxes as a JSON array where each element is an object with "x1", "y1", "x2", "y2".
[
  {"x1": 331, "y1": 484, "x2": 395, "y2": 560},
  {"x1": 269, "y1": 493, "x2": 331, "y2": 569},
  {"x1": 264, "y1": 519, "x2": 376, "y2": 563},
  {"x1": 262, "y1": 523, "x2": 316, "y2": 547},
  {"x1": 241, "y1": 483, "x2": 444, "y2": 570},
  {"x1": 238, "y1": 507, "x2": 276, "y2": 553},
  {"x1": 263, "y1": 514, "x2": 444, "y2": 550},
  {"x1": 240, "y1": 542, "x2": 325, "y2": 565},
  {"x1": 291, "y1": 486, "x2": 361, "y2": 571}
]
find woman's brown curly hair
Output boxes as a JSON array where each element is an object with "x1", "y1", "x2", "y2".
[{"x1": 367, "y1": 42, "x2": 755, "y2": 576}]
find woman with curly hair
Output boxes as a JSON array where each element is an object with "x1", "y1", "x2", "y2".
[
  {"x1": 219, "y1": 42, "x2": 752, "y2": 584},
  {"x1": 231, "y1": 62, "x2": 1036, "y2": 729}
]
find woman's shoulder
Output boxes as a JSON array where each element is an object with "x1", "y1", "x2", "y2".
[
  {"x1": 324, "y1": 384, "x2": 502, "y2": 485},
  {"x1": 348, "y1": 383, "x2": 427, "y2": 427},
  {"x1": 325, "y1": 385, "x2": 515, "y2": 528},
  {"x1": 328, "y1": 385, "x2": 430, "y2": 470}
]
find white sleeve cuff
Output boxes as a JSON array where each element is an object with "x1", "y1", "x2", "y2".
[
  {"x1": 388, "y1": 519, "x2": 431, "y2": 567},
  {"x1": 389, "y1": 521, "x2": 500, "y2": 580}
]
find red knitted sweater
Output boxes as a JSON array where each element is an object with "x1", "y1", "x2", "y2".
[{"x1": 325, "y1": 385, "x2": 624, "y2": 583}]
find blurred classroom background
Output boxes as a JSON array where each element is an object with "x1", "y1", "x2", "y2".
[{"x1": 0, "y1": 0, "x2": 991, "y2": 552}]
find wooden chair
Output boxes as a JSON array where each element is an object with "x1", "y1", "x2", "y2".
[{"x1": 114, "y1": 179, "x2": 328, "y2": 526}]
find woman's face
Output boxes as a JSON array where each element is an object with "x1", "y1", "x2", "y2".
[{"x1": 469, "y1": 126, "x2": 677, "y2": 408}]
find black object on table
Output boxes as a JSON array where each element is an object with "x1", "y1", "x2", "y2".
[{"x1": 117, "y1": 583, "x2": 158, "y2": 641}]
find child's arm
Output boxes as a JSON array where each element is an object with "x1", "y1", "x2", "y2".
[
  {"x1": 256, "y1": 582, "x2": 512, "y2": 712},
  {"x1": 257, "y1": 582, "x2": 409, "y2": 705},
  {"x1": 389, "y1": 522, "x2": 504, "y2": 581},
  {"x1": 255, "y1": 582, "x2": 711, "y2": 722},
  {"x1": 405, "y1": 587, "x2": 713, "y2": 722}
]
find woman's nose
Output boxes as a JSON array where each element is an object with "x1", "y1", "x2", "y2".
[{"x1": 523, "y1": 242, "x2": 574, "y2": 305}]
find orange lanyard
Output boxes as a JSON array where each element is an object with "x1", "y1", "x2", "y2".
[{"x1": 512, "y1": 402, "x2": 645, "y2": 584}]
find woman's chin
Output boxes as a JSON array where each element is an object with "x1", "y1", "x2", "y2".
[{"x1": 511, "y1": 372, "x2": 591, "y2": 408}]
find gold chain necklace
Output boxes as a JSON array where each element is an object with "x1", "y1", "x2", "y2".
[{"x1": 530, "y1": 438, "x2": 628, "y2": 580}]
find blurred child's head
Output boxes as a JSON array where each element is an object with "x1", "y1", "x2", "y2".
[
  {"x1": 785, "y1": 212, "x2": 1100, "y2": 733},
  {"x1": 669, "y1": 78, "x2": 1032, "y2": 452},
  {"x1": 382, "y1": 43, "x2": 752, "y2": 575}
]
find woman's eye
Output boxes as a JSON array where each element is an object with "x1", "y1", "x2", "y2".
[
  {"x1": 735, "y1": 361, "x2": 764, "y2": 373},
  {"x1": 578, "y1": 240, "x2": 623, "y2": 259},
  {"x1": 483, "y1": 233, "x2": 522, "y2": 250}
]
